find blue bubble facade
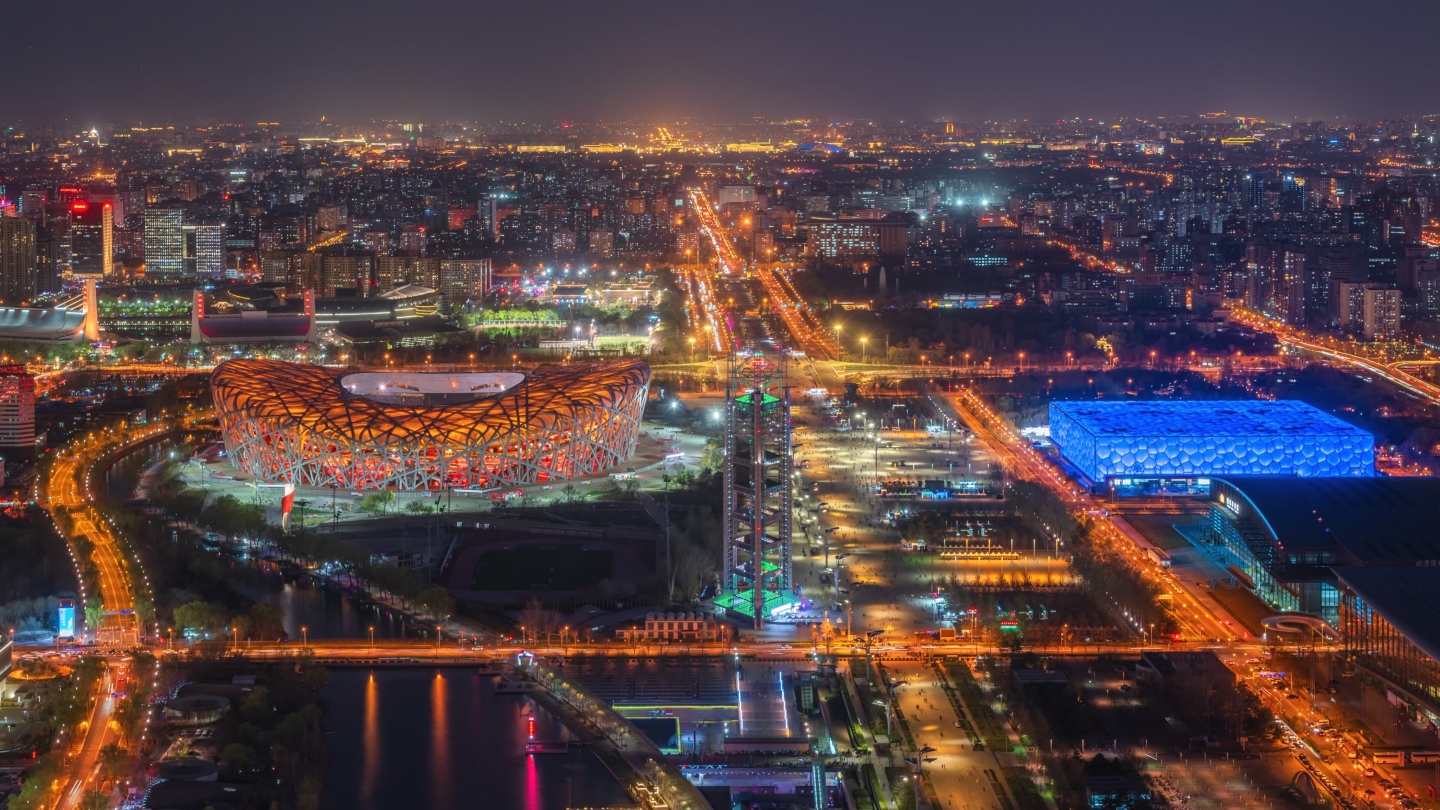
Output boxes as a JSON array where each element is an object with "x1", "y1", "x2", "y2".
[{"x1": 1048, "y1": 400, "x2": 1375, "y2": 484}]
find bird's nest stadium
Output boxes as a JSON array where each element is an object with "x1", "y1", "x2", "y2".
[{"x1": 211, "y1": 359, "x2": 651, "y2": 491}]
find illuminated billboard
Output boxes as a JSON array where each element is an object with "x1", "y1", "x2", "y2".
[{"x1": 57, "y1": 597, "x2": 75, "y2": 639}]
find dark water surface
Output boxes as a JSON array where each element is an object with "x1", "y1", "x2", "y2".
[{"x1": 322, "y1": 668, "x2": 633, "y2": 810}]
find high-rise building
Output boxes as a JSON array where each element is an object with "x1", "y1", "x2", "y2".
[
  {"x1": 144, "y1": 207, "x2": 185, "y2": 276},
  {"x1": 1360, "y1": 285, "x2": 1400, "y2": 341},
  {"x1": 0, "y1": 366, "x2": 36, "y2": 457},
  {"x1": 1417, "y1": 270, "x2": 1440, "y2": 317},
  {"x1": 70, "y1": 201, "x2": 113, "y2": 280},
  {"x1": 34, "y1": 225, "x2": 61, "y2": 295},
  {"x1": 1398, "y1": 246, "x2": 1438, "y2": 291},
  {"x1": 260, "y1": 251, "x2": 301, "y2": 285},
  {"x1": 259, "y1": 208, "x2": 306, "y2": 251},
  {"x1": 1334, "y1": 282, "x2": 1399, "y2": 340},
  {"x1": 718, "y1": 186, "x2": 757, "y2": 207},
  {"x1": 588, "y1": 229, "x2": 615, "y2": 258},
  {"x1": 319, "y1": 252, "x2": 374, "y2": 297},
  {"x1": 0, "y1": 218, "x2": 37, "y2": 305},
  {"x1": 438, "y1": 259, "x2": 492, "y2": 301},
  {"x1": 397, "y1": 224, "x2": 427, "y2": 255},
  {"x1": 316, "y1": 204, "x2": 346, "y2": 232},
  {"x1": 184, "y1": 223, "x2": 225, "y2": 276},
  {"x1": 1242, "y1": 173, "x2": 1265, "y2": 210},
  {"x1": 479, "y1": 197, "x2": 499, "y2": 237},
  {"x1": 807, "y1": 216, "x2": 880, "y2": 260},
  {"x1": 19, "y1": 189, "x2": 45, "y2": 216},
  {"x1": 376, "y1": 256, "x2": 439, "y2": 290}
]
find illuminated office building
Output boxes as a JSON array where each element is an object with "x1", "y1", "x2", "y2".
[
  {"x1": 70, "y1": 201, "x2": 113, "y2": 280},
  {"x1": 0, "y1": 218, "x2": 37, "y2": 305},
  {"x1": 184, "y1": 223, "x2": 225, "y2": 277},
  {"x1": 144, "y1": 207, "x2": 185, "y2": 276}
]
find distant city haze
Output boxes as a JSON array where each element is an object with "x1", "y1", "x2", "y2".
[{"x1": 8, "y1": 0, "x2": 1440, "y2": 123}]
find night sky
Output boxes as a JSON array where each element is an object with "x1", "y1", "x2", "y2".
[{"x1": 10, "y1": 0, "x2": 1440, "y2": 124}]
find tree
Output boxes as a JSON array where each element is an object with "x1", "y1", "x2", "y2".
[
  {"x1": 173, "y1": 601, "x2": 228, "y2": 638},
  {"x1": 360, "y1": 491, "x2": 397, "y2": 513},
  {"x1": 219, "y1": 742, "x2": 255, "y2": 772},
  {"x1": 201, "y1": 494, "x2": 268, "y2": 540},
  {"x1": 297, "y1": 776, "x2": 323, "y2": 810},
  {"x1": 516, "y1": 598, "x2": 556, "y2": 642},
  {"x1": 114, "y1": 695, "x2": 145, "y2": 747},
  {"x1": 240, "y1": 686, "x2": 272, "y2": 724},
  {"x1": 416, "y1": 587, "x2": 454, "y2": 622},
  {"x1": 98, "y1": 742, "x2": 127, "y2": 789},
  {"x1": 404, "y1": 499, "x2": 433, "y2": 515},
  {"x1": 229, "y1": 613, "x2": 253, "y2": 643},
  {"x1": 303, "y1": 666, "x2": 331, "y2": 691},
  {"x1": 249, "y1": 603, "x2": 285, "y2": 642},
  {"x1": 133, "y1": 592, "x2": 155, "y2": 637},
  {"x1": 671, "y1": 540, "x2": 716, "y2": 604}
]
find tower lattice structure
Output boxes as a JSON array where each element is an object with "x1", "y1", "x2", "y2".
[{"x1": 721, "y1": 352, "x2": 794, "y2": 628}]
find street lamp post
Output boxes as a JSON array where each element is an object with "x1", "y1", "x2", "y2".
[
  {"x1": 301, "y1": 626, "x2": 308, "y2": 652},
  {"x1": 834, "y1": 553, "x2": 850, "y2": 604},
  {"x1": 861, "y1": 337, "x2": 868, "y2": 364}
]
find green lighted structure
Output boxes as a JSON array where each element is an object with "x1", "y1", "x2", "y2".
[{"x1": 718, "y1": 352, "x2": 795, "y2": 627}]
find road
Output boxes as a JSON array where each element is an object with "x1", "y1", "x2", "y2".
[
  {"x1": 934, "y1": 386, "x2": 1393, "y2": 810},
  {"x1": 686, "y1": 187, "x2": 839, "y2": 359},
  {"x1": 42, "y1": 430, "x2": 147, "y2": 644},
  {"x1": 169, "y1": 634, "x2": 1284, "y2": 665},
  {"x1": 1231, "y1": 307, "x2": 1440, "y2": 407},
  {"x1": 936, "y1": 389, "x2": 1239, "y2": 645},
  {"x1": 56, "y1": 664, "x2": 121, "y2": 810},
  {"x1": 39, "y1": 417, "x2": 181, "y2": 809},
  {"x1": 889, "y1": 660, "x2": 1015, "y2": 810}
]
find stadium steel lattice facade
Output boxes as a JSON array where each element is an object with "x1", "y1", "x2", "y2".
[
  {"x1": 212, "y1": 359, "x2": 650, "y2": 491},
  {"x1": 1048, "y1": 400, "x2": 1374, "y2": 486}
]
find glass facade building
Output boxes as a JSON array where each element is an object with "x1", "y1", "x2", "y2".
[
  {"x1": 143, "y1": 207, "x2": 185, "y2": 276},
  {"x1": 1335, "y1": 567, "x2": 1440, "y2": 718},
  {"x1": 1205, "y1": 479, "x2": 1339, "y2": 622},
  {"x1": 1203, "y1": 477, "x2": 1440, "y2": 628},
  {"x1": 1049, "y1": 400, "x2": 1374, "y2": 487}
]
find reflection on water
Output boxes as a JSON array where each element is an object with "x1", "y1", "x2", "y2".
[
  {"x1": 231, "y1": 580, "x2": 412, "y2": 641},
  {"x1": 362, "y1": 674, "x2": 379, "y2": 801},
  {"x1": 106, "y1": 440, "x2": 165, "y2": 500},
  {"x1": 324, "y1": 669, "x2": 632, "y2": 810},
  {"x1": 431, "y1": 671, "x2": 451, "y2": 808}
]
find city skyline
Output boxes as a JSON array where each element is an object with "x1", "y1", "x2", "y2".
[
  {"x1": 8, "y1": 0, "x2": 1440, "y2": 124},
  {"x1": 7, "y1": 5, "x2": 1440, "y2": 807}
]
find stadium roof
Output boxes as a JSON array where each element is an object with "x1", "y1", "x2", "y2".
[
  {"x1": 1219, "y1": 476, "x2": 1440, "y2": 562},
  {"x1": 1333, "y1": 567, "x2": 1440, "y2": 663},
  {"x1": 378, "y1": 284, "x2": 437, "y2": 301},
  {"x1": 195, "y1": 311, "x2": 312, "y2": 341},
  {"x1": 0, "y1": 305, "x2": 85, "y2": 341},
  {"x1": 1049, "y1": 400, "x2": 1370, "y2": 439}
]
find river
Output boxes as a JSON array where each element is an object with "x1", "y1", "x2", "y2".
[
  {"x1": 106, "y1": 437, "x2": 633, "y2": 807},
  {"x1": 322, "y1": 669, "x2": 634, "y2": 810}
]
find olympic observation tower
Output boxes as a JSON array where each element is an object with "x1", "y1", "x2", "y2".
[{"x1": 717, "y1": 350, "x2": 797, "y2": 628}]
